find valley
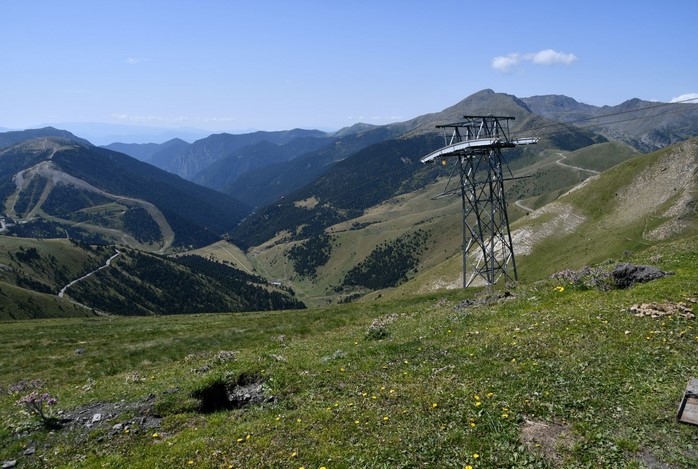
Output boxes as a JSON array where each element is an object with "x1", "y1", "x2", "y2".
[{"x1": 0, "y1": 89, "x2": 697, "y2": 468}]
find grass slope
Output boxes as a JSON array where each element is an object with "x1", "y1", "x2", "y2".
[
  {"x1": 242, "y1": 139, "x2": 651, "y2": 305},
  {"x1": 0, "y1": 237, "x2": 696, "y2": 467},
  {"x1": 392, "y1": 138, "x2": 697, "y2": 296},
  {"x1": 0, "y1": 237, "x2": 114, "y2": 319},
  {"x1": 515, "y1": 139, "x2": 697, "y2": 283}
]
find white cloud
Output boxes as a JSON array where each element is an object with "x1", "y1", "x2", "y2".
[
  {"x1": 670, "y1": 93, "x2": 698, "y2": 103},
  {"x1": 492, "y1": 49, "x2": 578, "y2": 72},
  {"x1": 527, "y1": 49, "x2": 578, "y2": 65},
  {"x1": 491, "y1": 54, "x2": 521, "y2": 73}
]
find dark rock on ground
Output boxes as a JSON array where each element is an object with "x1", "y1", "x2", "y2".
[{"x1": 612, "y1": 264, "x2": 671, "y2": 289}]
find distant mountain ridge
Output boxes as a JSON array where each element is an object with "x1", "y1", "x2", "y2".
[
  {"x1": 99, "y1": 89, "x2": 698, "y2": 211},
  {"x1": 150, "y1": 128, "x2": 329, "y2": 180},
  {"x1": 522, "y1": 95, "x2": 698, "y2": 152},
  {"x1": 103, "y1": 138, "x2": 189, "y2": 163}
]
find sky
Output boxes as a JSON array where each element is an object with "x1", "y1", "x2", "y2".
[{"x1": 2, "y1": 0, "x2": 697, "y2": 141}]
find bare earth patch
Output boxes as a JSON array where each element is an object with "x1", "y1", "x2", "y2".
[
  {"x1": 520, "y1": 418, "x2": 575, "y2": 465},
  {"x1": 294, "y1": 197, "x2": 319, "y2": 209},
  {"x1": 512, "y1": 202, "x2": 587, "y2": 257},
  {"x1": 613, "y1": 139, "x2": 697, "y2": 239}
]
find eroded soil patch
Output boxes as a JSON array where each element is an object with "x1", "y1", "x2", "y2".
[{"x1": 521, "y1": 418, "x2": 575, "y2": 465}]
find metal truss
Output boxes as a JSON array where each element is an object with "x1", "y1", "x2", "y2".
[{"x1": 420, "y1": 116, "x2": 537, "y2": 288}]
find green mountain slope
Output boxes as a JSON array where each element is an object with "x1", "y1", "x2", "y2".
[
  {"x1": 239, "y1": 137, "x2": 693, "y2": 307},
  {"x1": 0, "y1": 234, "x2": 695, "y2": 466},
  {"x1": 224, "y1": 124, "x2": 407, "y2": 207},
  {"x1": 192, "y1": 136, "x2": 332, "y2": 196},
  {"x1": 0, "y1": 236, "x2": 305, "y2": 320},
  {"x1": 396, "y1": 138, "x2": 698, "y2": 295},
  {"x1": 0, "y1": 135, "x2": 250, "y2": 250}
]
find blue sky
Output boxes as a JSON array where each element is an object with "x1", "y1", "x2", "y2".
[{"x1": 2, "y1": 0, "x2": 696, "y2": 136}]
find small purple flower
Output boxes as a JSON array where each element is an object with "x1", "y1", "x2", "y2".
[{"x1": 16, "y1": 389, "x2": 58, "y2": 424}]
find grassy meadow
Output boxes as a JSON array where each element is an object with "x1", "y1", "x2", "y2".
[{"x1": 1, "y1": 236, "x2": 697, "y2": 468}]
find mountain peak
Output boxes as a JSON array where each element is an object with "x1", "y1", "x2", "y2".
[{"x1": 0, "y1": 127, "x2": 92, "y2": 150}]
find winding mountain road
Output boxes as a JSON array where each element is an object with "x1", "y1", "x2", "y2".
[
  {"x1": 514, "y1": 200, "x2": 535, "y2": 213},
  {"x1": 58, "y1": 249, "x2": 121, "y2": 298},
  {"x1": 555, "y1": 152, "x2": 599, "y2": 175}
]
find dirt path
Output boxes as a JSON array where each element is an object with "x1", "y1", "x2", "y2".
[
  {"x1": 555, "y1": 152, "x2": 599, "y2": 175},
  {"x1": 218, "y1": 245, "x2": 254, "y2": 274},
  {"x1": 515, "y1": 200, "x2": 535, "y2": 213},
  {"x1": 58, "y1": 249, "x2": 121, "y2": 298}
]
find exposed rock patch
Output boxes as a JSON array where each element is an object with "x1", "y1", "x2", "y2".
[
  {"x1": 630, "y1": 301, "x2": 695, "y2": 319},
  {"x1": 512, "y1": 202, "x2": 587, "y2": 257},
  {"x1": 613, "y1": 139, "x2": 697, "y2": 238},
  {"x1": 612, "y1": 264, "x2": 671, "y2": 289},
  {"x1": 61, "y1": 394, "x2": 162, "y2": 434},
  {"x1": 192, "y1": 373, "x2": 271, "y2": 414}
]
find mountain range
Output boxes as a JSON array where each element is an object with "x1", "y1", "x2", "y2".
[
  {"x1": 104, "y1": 90, "x2": 698, "y2": 211},
  {"x1": 1, "y1": 89, "x2": 697, "y2": 315}
]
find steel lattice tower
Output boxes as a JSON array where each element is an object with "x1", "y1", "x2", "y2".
[{"x1": 420, "y1": 116, "x2": 537, "y2": 287}]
